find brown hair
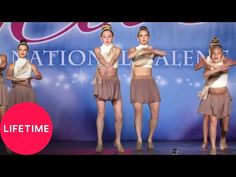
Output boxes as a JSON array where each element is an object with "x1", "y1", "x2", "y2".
[
  {"x1": 17, "y1": 39, "x2": 29, "y2": 50},
  {"x1": 137, "y1": 26, "x2": 150, "y2": 37}
]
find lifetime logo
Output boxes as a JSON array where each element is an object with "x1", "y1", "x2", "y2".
[
  {"x1": 3, "y1": 124, "x2": 50, "y2": 133},
  {"x1": 0, "y1": 103, "x2": 53, "y2": 155}
]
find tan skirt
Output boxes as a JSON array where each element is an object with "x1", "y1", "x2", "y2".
[
  {"x1": 94, "y1": 75, "x2": 121, "y2": 101},
  {"x1": 8, "y1": 84, "x2": 36, "y2": 108},
  {"x1": 130, "y1": 76, "x2": 161, "y2": 103},
  {"x1": 198, "y1": 89, "x2": 232, "y2": 119},
  {"x1": 0, "y1": 75, "x2": 8, "y2": 106}
]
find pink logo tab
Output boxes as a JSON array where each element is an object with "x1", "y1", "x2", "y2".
[{"x1": 0, "y1": 102, "x2": 53, "y2": 155}]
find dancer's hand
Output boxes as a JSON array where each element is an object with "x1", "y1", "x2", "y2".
[{"x1": 221, "y1": 65, "x2": 229, "y2": 71}]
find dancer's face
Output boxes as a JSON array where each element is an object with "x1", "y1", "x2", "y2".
[
  {"x1": 17, "y1": 45, "x2": 28, "y2": 58},
  {"x1": 211, "y1": 47, "x2": 223, "y2": 63},
  {"x1": 101, "y1": 30, "x2": 113, "y2": 46},
  {"x1": 137, "y1": 30, "x2": 150, "y2": 45}
]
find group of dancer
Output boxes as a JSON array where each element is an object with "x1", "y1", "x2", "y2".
[
  {"x1": 93, "y1": 24, "x2": 236, "y2": 154},
  {"x1": 0, "y1": 39, "x2": 42, "y2": 152},
  {"x1": 0, "y1": 24, "x2": 235, "y2": 155},
  {"x1": 93, "y1": 24, "x2": 165, "y2": 153}
]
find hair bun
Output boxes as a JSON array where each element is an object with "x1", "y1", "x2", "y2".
[
  {"x1": 100, "y1": 24, "x2": 114, "y2": 36},
  {"x1": 101, "y1": 24, "x2": 112, "y2": 31},
  {"x1": 20, "y1": 39, "x2": 27, "y2": 44},
  {"x1": 17, "y1": 39, "x2": 29, "y2": 49},
  {"x1": 209, "y1": 37, "x2": 220, "y2": 47},
  {"x1": 139, "y1": 26, "x2": 148, "y2": 31},
  {"x1": 137, "y1": 26, "x2": 149, "y2": 36}
]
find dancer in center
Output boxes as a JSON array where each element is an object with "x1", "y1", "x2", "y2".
[{"x1": 128, "y1": 26, "x2": 166, "y2": 151}]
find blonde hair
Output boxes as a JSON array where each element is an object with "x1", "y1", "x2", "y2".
[
  {"x1": 209, "y1": 37, "x2": 222, "y2": 55},
  {"x1": 100, "y1": 24, "x2": 114, "y2": 37}
]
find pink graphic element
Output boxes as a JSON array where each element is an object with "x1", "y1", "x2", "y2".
[
  {"x1": 0, "y1": 102, "x2": 53, "y2": 155},
  {"x1": 11, "y1": 22, "x2": 78, "y2": 43},
  {"x1": 0, "y1": 22, "x2": 142, "y2": 43},
  {"x1": 78, "y1": 22, "x2": 108, "y2": 32},
  {"x1": 0, "y1": 22, "x2": 200, "y2": 44},
  {"x1": 123, "y1": 22, "x2": 142, "y2": 26}
]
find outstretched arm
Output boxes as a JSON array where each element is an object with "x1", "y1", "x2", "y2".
[
  {"x1": 224, "y1": 57, "x2": 236, "y2": 67},
  {"x1": 195, "y1": 57, "x2": 206, "y2": 71}
]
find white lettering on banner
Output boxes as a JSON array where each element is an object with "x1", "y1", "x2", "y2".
[
  {"x1": 3, "y1": 124, "x2": 50, "y2": 133},
  {"x1": 11, "y1": 49, "x2": 229, "y2": 67},
  {"x1": 68, "y1": 50, "x2": 86, "y2": 66}
]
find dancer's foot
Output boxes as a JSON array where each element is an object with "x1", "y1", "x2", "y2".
[
  {"x1": 147, "y1": 141, "x2": 154, "y2": 150},
  {"x1": 219, "y1": 141, "x2": 228, "y2": 151},
  {"x1": 114, "y1": 142, "x2": 125, "y2": 153},
  {"x1": 136, "y1": 142, "x2": 142, "y2": 151},
  {"x1": 201, "y1": 142, "x2": 208, "y2": 150},
  {"x1": 96, "y1": 144, "x2": 103, "y2": 152}
]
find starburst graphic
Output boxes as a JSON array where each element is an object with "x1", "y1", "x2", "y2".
[
  {"x1": 63, "y1": 84, "x2": 70, "y2": 90},
  {"x1": 72, "y1": 70, "x2": 88, "y2": 87},
  {"x1": 55, "y1": 82, "x2": 60, "y2": 87},
  {"x1": 194, "y1": 82, "x2": 201, "y2": 88},
  {"x1": 31, "y1": 81, "x2": 37, "y2": 87},
  {"x1": 155, "y1": 75, "x2": 168, "y2": 87},
  {"x1": 58, "y1": 74, "x2": 65, "y2": 81},
  {"x1": 176, "y1": 78, "x2": 183, "y2": 84},
  {"x1": 42, "y1": 76, "x2": 50, "y2": 85},
  {"x1": 156, "y1": 75, "x2": 162, "y2": 80},
  {"x1": 158, "y1": 79, "x2": 168, "y2": 86}
]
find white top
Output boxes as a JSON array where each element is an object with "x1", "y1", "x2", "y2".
[
  {"x1": 133, "y1": 44, "x2": 154, "y2": 68},
  {"x1": 207, "y1": 56, "x2": 228, "y2": 88},
  {"x1": 210, "y1": 73, "x2": 228, "y2": 88},
  {"x1": 98, "y1": 44, "x2": 118, "y2": 68},
  {"x1": 13, "y1": 58, "x2": 32, "y2": 79}
]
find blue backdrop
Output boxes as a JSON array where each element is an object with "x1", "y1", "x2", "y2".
[{"x1": 0, "y1": 22, "x2": 236, "y2": 141}]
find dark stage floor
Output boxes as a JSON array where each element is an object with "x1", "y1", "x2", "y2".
[{"x1": 1, "y1": 141, "x2": 236, "y2": 155}]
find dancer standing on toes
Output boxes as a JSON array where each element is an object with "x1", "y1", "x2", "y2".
[{"x1": 93, "y1": 24, "x2": 125, "y2": 153}]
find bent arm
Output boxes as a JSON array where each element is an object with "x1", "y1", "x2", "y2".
[
  {"x1": 31, "y1": 64, "x2": 42, "y2": 80},
  {"x1": 94, "y1": 47, "x2": 109, "y2": 67},
  {"x1": 0, "y1": 54, "x2": 7, "y2": 71},
  {"x1": 107, "y1": 47, "x2": 121, "y2": 67}
]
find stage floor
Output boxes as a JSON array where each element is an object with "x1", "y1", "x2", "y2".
[{"x1": 1, "y1": 141, "x2": 236, "y2": 155}]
